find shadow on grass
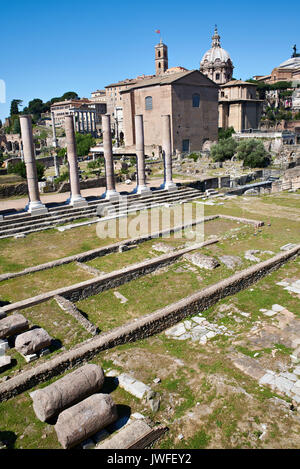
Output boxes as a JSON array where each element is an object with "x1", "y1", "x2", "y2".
[{"x1": 0, "y1": 430, "x2": 17, "y2": 449}]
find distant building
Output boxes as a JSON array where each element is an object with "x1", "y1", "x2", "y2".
[
  {"x1": 50, "y1": 98, "x2": 106, "y2": 136},
  {"x1": 219, "y1": 80, "x2": 263, "y2": 132},
  {"x1": 121, "y1": 69, "x2": 219, "y2": 154}
]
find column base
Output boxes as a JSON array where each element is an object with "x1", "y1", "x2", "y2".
[
  {"x1": 136, "y1": 185, "x2": 152, "y2": 196},
  {"x1": 163, "y1": 181, "x2": 178, "y2": 191},
  {"x1": 69, "y1": 196, "x2": 88, "y2": 207},
  {"x1": 26, "y1": 201, "x2": 48, "y2": 215},
  {"x1": 104, "y1": 190, "x2": 120, "y2": 201}
]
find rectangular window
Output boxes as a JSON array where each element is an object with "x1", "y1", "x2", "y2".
[{"x1": 182, "y1": 139, "x2": 190, "y2": 152}]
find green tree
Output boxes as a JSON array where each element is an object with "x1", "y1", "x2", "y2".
[
  {"x1": 10, "y1": 99, "x2": 22, "y2": 116},
  {"x1": 218, "y1": 126, "x2": 235, "y2": 140},
  {"x1": 23, "y1": 99, "x2": 48, "y2": 123},
  {"x1": 236, "y1": 139, "x2": 271, "y2": 168},
  {"x1": 210, "y1": 137, "x2": 238, "y2": 162},
  {"x1": 7, "y1": 160, "x2": 45, "y2": 180},
  {"x1": 75, "y1": 133, "x2": 95, "y2": 157}
]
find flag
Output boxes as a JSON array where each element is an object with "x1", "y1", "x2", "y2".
[{"x1": 155, "y1": 29, "x2": 160, "y2": 34}]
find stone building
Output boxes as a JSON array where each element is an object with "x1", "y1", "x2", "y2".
[
  {"x1": 200, "y1": 26, "x2": 233, "y2": 85},
  {"x1": 121, "y1": 69, "x2": 218, "y2": 154},
  {"x1": 50, "y1": 98, "x2": 106, "y2": 136},
  {"x1": 219, "y1": 80, "x2": 263, "y2": 131}
]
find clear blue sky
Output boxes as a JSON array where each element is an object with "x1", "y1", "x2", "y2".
[{"x1": 0, "y1": 0, "x2": 299, "y2": 120}]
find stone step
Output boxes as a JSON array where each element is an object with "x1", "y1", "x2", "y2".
[{"x1": 0, "y1": 188, "x2": 204, "y2": 238}]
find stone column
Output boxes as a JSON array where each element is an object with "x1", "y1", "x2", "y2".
[
  {"x1": 102, "y1": 114, "x2": 118, "y2": 200},
  {"x1": 162, "y1": 114, "x2": 177, "y2": 191},
  {"x1": 51, "y1": 112, "x2": 58, "y2": 148},
  {"x1": 65, "y1": 115, "x2": 87, "y2": 207},
  {"x1": 135, "y1": 115, "x2": 151, "y2": 195},
  {"x1": 53, "y1": 153, "x2": 60, "y2": 178},
  {"x1": 19, "y1": 115, "x2": 48, "y2": 215}
]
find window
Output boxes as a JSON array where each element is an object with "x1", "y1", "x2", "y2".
[
  {"x1": 145, "y1": 96, "x2": 153, "y2": 110},
  {"x1": 158, "y1": 51, "x2": 161, "y2": 58},
  {"x1": 216, "y1": 73, "x2": 220, "y2": 80},
  {"x1": 182, "y1": 139, "x2": 190, "y2": 152},
  {"x1": 192, "y1": 93, "x2": 200, "y2": 108}
]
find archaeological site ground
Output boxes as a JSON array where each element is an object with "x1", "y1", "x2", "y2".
[{"x1": 1, "y1": 188, "x2": 300, "y2": 450}]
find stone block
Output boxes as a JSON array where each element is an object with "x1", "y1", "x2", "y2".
[
  {"x1": 0, "y1": 355, "x2": 11, "y2": 371},
  {"x1": 0, "y1": 340, "x2": 9, "y2": 356},
  {"x1": 272, "y1": 304, "x2": 285, "y2": 312},
  {"x1": 118, "y1": 373, "x2": 151, "y2": 399},
  {"x1": 183, "y1": 252, "x2": 219, "y2": 270},
  {"x1": 15, "y1": 328, "x2": 52, "y2": 356},
  {"x1": 0, "y1": 314, "x2": 29, "y2": 339},
  {"x1": 218, "y1": 255, "x2": 242, "y2": 269},
  {"x1": 24, "y1": 353, "x2": 38, "y2": 363},
  {"x1": 165, "y1": 323, "x2": 186, "y2": 337},
  {"x1": 55, "y1": 393, "x2": 117, "y2": 449},
  {"x1": 95, "y1": 420, "x2": 153, "y2": 449}
]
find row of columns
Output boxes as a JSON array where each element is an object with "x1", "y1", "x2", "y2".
[
  {"x1": 18, "y1": 113, "x2": 176, "y2": 215},
  {"x1": 74, "y1": 110, "x2": 96, "y2": 134}
]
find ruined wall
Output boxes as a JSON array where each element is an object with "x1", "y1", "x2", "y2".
[{"x1": 0, "y1": 244, "x2": 299, "y2": 401}]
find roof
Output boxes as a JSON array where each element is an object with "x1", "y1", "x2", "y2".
[
  {"x1": 220, "y1": 80, "x2": 257, "y2": 88},
  {"x1": 120, "y1": 69, "x2": 217, "y2": 93}
]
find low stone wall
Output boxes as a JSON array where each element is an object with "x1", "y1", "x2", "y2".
[
  {"x1": 0, "y1": 216, "x2": 219, "y2": 282},
  {"x1": 57, "y1": 177, "x2": 107, "y2": 193},
  {"x1": 220, "y1": 214, "x2": 264, "y2": 227},
  {"x1": 54, "y1": 295, "x2": 98, "y2": 336},
  {"x1": 0, "y1": 183, "x2": 28, "y2": 198},
  {"x1": 0, "y1": 244, "x2": 299, "y2": 401},
  {"x1": 0, "y1": 239, "x2": 219, "y2": 313}
]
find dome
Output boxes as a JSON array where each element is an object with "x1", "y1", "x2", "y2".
[
  {"x1": 200, "y1": 26, "x2": 233, "y2": 85},
  {"x1": 201, "y1": 47, "x2": 231, "y2": 65}
]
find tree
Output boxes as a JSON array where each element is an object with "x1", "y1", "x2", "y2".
[
  {"x1": 10, "y1": 99, "x2": 22, "y2": 116},
  {"x1": 23, "y1": 98, "x2": 48, "y2": 123},
  {"x1": 75, "y1": 133, "x2": 95, "y2": 157},
  {"x1": 7, "y1": 160, "x2": 45, "y2": 180},
  {"x1": 236, "y1": 139, "x2": 271, "y2": 168},
  {"x1": 210, "y1": 137, "x2": 238, "y2": 162},
  {"x1": 218, "y1": 126, "x2": 235, "y2": 140}
]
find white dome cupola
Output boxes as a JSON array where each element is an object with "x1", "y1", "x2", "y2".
[{"x1": 200, "y1": 26, "x2": 234, "y2": 85}]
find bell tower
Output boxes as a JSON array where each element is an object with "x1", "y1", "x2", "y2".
[{"x1": 155, "y1": 40, "x2": 168, "y2": 75}]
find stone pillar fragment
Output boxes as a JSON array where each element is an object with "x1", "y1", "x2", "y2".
[
  {"x1": 102, "y1": 114, "x2": 118, "y2": 200},
  {"x1": 162, "y1": 114, "x2": 177, "y2": 190},
  {"x1": 135, "y1": 114, "x2": 151, "y2": 195},
  {"x1": 55, "y1": 393, "x2": 117, "y2": 449},
  {"x1": 65, "y1": 115, "x2": 87, "y2": 207},
  {"x1": 19, "y1": 115, "x2": 48, "y2": 214},
  {"x1": 31, "y1": 364, "x2": 105, "y2": 422},
  {"x1": 0, "y1": 313, "x2": 29, "y2": 339}
]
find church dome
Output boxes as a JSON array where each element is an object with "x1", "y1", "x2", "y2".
[
  {"x1": 201, "y1": 45, "x2": 230, "y2": 64},
  {"x1": 200, "y1": 27, "x2": 233, "y2": 85}
]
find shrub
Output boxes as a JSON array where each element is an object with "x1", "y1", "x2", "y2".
[
  {"x1": 55, "y1": 171, "x2": 69, "y2": 183},
  {"x1": 7, "y1": 161, "x2": 45, "y2": 180},
  {"x1": 236, "y1": 139, "x2": 271, "y2": 168},
  {"x1": 211, "y1": 137, "x2": 238, "y2": 162},
  {"x1": 187, "y1": 152, "x2": 200, "y2": 162},
  {"x1": 218, "y1": 127, "x2": 235, "y2": 140}
]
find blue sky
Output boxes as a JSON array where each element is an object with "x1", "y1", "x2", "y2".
[{"x1": 0, "y1": 0, "x2": 299, "y2": 120}]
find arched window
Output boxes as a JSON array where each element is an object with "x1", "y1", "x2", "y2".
[
  {"x1": 158, "y1": 51, "x2": 161, "y2": 58},
  {"x1": 145, "y1": 96, "x2": 153, "y2": 110},
  {"x1": 216, "y1": 73, "x2": 220, "y2": 80},
  {"x1": 192, "y1": 93, "x2": 200, "y2": 108}
]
